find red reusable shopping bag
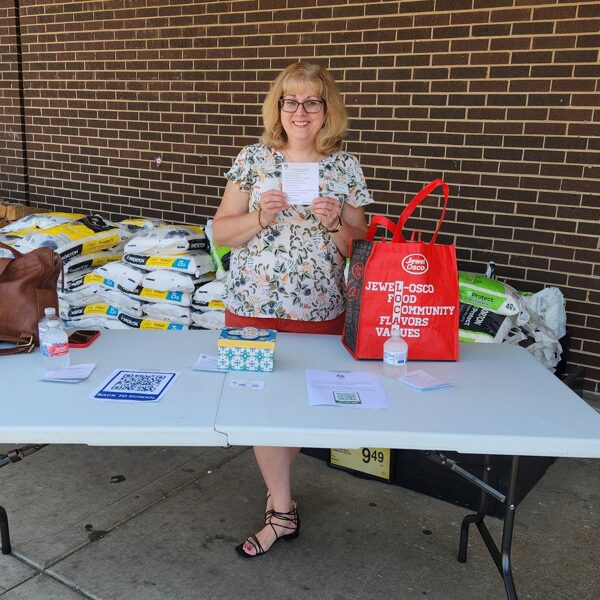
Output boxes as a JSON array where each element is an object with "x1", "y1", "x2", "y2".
[{"x1": 342, "y1": 179, "x2": 459, "y2": 361}]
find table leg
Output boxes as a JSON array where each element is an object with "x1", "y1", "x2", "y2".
[
  {"x1": 0, "y1": 504, "x2": 10, "y2": 555},
  {"x1": 499, "y1": 456, "x2": 520, "y2": 600},
  {"x1": 458, "y1": 454, "x2": 492, "y2": 563},
  {"x1": 456, "y1": 455, "x2": 521, "y2": 600}
]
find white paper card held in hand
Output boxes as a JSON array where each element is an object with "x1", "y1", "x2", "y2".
[
  {"x1": 281, "y1": 162, "x2": 319, "y2": 205},
  {"x1": 306, "y1": 370, "x2": 389, "y2": 409},
  {"x1": 399, "y1": 369, "x2": 452, "y2": 391}
]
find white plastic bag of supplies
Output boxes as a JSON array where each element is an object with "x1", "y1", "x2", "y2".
[
  {"x1": 141, "y1": 303, "x2": 191, "y2": 325},
  {"x1": 123, "y1": 250, "x2": 214, "y2": 277},
  {"x1": 141, "y1": 269, "x2": 196, "y2": 293},
  {"x1": 0, "y1": 211, "x2": 85, "y2": 234},
  {"x1": 521, "y1": 287, "x2": 566, "y2": 340},
  {"x1": 192, "y1": 279, "x2": 225, "y2": 310},
  {"x1": 123, "y1": 224, "x2": 207, "y2": 256},
  {"x1": 191, "y1": 310, "x2": 226, "y2": 330},
  {"x1": 9, "y1": 215, "x2": 129, "y2": 259},
  {"x1": 94, "y1": 262, "x2": 145, "y2": 292}
]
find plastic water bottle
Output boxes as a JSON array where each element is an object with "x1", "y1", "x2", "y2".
[
  {"x1": 40, "y1": 316, "x2": 70, "y2": 371},
  {"x1": 382, "y1": 327, "x2": 408, "y2": 379},
  {"x1": 38, "y1": 307, "x2": 61, "y2": 341}
]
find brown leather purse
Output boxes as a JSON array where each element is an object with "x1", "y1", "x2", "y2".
[{"x1": 0, "y1": 240, "x2": 63, "y2": 350}]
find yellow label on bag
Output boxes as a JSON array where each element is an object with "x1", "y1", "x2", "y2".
[
  {"x1": 208, "y1": 300, "x2": 225, "y2": 310},
  {"x1": 82, "y1": 274, "x2": 106, "y2": 285},
  {"x1": 145, "y1": 256, "x2": 178, "y2": 268},
  {"x1": 89, "y1": 254, "x2": 122, "y2": 267},
  {"x1": 44, "y1": 222, "x2": 97, "y2": 240},
  {"x1": 81, "y1": 234, "x2": 121, "y2": 254},
  {"x1": 82, "y1": 304, "x2": 119, "y2": 317},
  {"x1": 140, "y1": 319, "x2": 171, "y2": 330},
  {"x1": 330, "y1": 448, "x2": 391, "y2": 481},
  {"x1": 139, "y1": 288, "x2": 170, "y2": 300}
]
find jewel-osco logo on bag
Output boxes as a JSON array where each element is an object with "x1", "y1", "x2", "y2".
[{"x1": 401, "y1": 254, "x2": 428, "y2": 275}]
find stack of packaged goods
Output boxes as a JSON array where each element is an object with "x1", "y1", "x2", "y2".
[
  {"x1": 0, "y1": 211, "x2": 131, "y2": 291},
  {"x1": 117, "y1": 224, "x2": 216, "y2": 330},
  {"x1": 58, "y1": 223, "x2": 211, "y2": 331},
  {"x1": 190, "y1": 219, "x2": 231, "y2": 330},
  {"x1": 56, "y1": 218, "x2": 168, "y2": 329},
  {"x1": 1, "y1": 212, "x2": 129, "y2": 258},
  {"x1": 458, "y1": 270, "x2": 565, "y2": 371},
  {"x1": 191, "y1": 278, "x2": 227, "y2": 329},
  {"x1": 1, "y1": 213, "x2": 232, "y2": 332}
]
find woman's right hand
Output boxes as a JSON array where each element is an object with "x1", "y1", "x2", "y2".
[{"x1": 259, "y1": 189, "x2": 289, "y2": 227}]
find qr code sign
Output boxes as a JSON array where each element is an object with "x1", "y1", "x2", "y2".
[
  {"x1": 333, "y1": 391, "x2": 362, "y2": 405},
  {"x1": 110, "y1": 372, "x2": 169, "y2": 393},
  {"x1": 91, "y1": 369, "x2": 179, "y2": 402}
]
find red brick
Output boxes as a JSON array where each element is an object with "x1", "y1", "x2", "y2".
[{"x1": 1, "y1": 0, "x2": 597, "y2": 391}]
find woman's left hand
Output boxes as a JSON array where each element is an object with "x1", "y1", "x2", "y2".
[{"x1": 311, "y1": 196, "x2": 342, "y2": 231}]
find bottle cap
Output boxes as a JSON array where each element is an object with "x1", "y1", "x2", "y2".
[
  {"x1": 44, "y1": 307, "x2": 56, "y2": 316},
  {"x1": 391, "y1": 326, "x2": 401, "y2": 337}
]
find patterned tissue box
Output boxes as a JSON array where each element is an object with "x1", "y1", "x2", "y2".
[{"x1": 217, "y1": 327, "x2": 277, "y2": 372}]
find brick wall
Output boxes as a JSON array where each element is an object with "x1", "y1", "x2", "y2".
[
  {"x1": 0, "y1": 3, "x2": 27, "y2": 201},
  {"x1": 0, "y1": 1, "x2": 598, "y2": 393}
]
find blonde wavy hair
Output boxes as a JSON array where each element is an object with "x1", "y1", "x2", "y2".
[{"x1": 261, "y1": 62, "x2": 348, "y2": 156}]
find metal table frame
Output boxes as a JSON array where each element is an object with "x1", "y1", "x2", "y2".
[{"x1": 2, "y1": 330, "x2": 600, "y2": 600}]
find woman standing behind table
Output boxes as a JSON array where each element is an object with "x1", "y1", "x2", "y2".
[{"x1": 213, "y1": 62, "x2": 373, "y2": 558}]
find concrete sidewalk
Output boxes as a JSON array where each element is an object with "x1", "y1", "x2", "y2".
[{"x1": 1, "y1": 443, "x2": 599, "y2": 600}]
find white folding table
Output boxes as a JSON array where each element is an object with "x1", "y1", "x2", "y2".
[
  {"x1": 0, "y1": 329, "x2": 227, "y2": 447},
  {"x1": 2, "y1": 329, "x2": 600, "y2": 600}
]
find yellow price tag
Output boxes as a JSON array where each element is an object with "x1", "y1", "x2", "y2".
[{"x1": 330, "y1": 447, "x2": 391, "y2": 481}]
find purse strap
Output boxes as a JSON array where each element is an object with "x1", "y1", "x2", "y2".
[
  {"x1": 0, "y1": 241, "x2": 20, "y2": 278},
  {"x1": 0, "y1": 240, "x2": 22, "y2": 257},
  {"x1": 0, "y1": 334, "x2": 34, "y2": 356},
  {"x1": 392, "y1": 179, "x2": 449, "y2": 244}
]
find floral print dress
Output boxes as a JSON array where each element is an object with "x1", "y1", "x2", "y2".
[{"x1": 224, "y1": 143, "x2": 373, "y2": 322}]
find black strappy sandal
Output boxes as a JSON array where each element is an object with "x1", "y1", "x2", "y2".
[
  {"x1": 235, "y1": 504, "x2": 300, "y2": 559},
  {"x1": 265, "y1": 492, "x2": 298, "y2": 524},
  {"x1": 265, "y1": 492, "x2": 273, "y2": 524}
]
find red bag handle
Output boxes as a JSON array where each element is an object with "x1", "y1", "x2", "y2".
[
  {"x1": 366, "y1": 215, "x2": 396, "y2": 241},
  {"x1": 392, "y1": 179, "x2": 449, "y2": 244}
]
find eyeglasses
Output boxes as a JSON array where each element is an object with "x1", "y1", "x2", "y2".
[{"x1": 279, "y1": 98, "x2": 324, "y2": 113}]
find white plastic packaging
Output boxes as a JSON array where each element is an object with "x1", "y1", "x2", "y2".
[
  {"x1": 382, "y1": 328, "x2": 408, "y2": 379},
  {"x1": 94, "y1": 261, "x2": 145, "y2": 292},
  {"x1": 40, "y1": 317, "x2": 70, "y2": 371},
  {"x1": 141, "y1": 302, "x2": 191, "y2": 325},
  {"x1": 521, "y1": 287, "x2": 566, "y2": 340},
  {"x1": 190, "y1": 309, "x2": 226, "y2": 330},
  {"x1": 141, "y1": 269, "x2": 196, "y2": 292},
  {"x1": 123, "y1": 224, "x2": 207, "y2": 256}
]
